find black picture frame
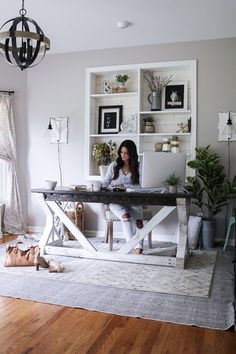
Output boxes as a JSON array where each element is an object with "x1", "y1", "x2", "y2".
[
  {"x1": 164, "y1": 81, "x2": 187, "y2": 110},
  {"x1": 98, "y1": 105, "x2": 123, "y2": 134}
]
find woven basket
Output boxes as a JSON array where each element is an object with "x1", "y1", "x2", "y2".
[{"x1": 65, "y1": 203, "x2": 84, "y2": 240}]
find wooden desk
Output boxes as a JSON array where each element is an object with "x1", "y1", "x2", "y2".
[{"x1": 32, "y1": 188, "x2": 192, "y2": 269}]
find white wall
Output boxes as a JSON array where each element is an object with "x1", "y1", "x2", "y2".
[{"x1": 24, "y1": 37, "x2": 236, "y2": 237}]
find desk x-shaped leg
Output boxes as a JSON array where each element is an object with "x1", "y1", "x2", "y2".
[{"x1": 38, "y1": 196, "x2": 189, "y2": 268}]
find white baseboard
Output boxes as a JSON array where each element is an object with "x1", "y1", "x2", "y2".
[
  {"x1": 28, "y1": 226, "x2": 44, "y2": 233},
  {"x1": 84, "y1": 230, "x2": 175, "y2": 243},
  {"x1": 28, "y1": 226, "x2": 174, "y2": 242}
]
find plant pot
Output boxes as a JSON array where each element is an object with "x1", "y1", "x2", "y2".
[
  {"x1": 99, "y1": 165, "x2": 108, "y2": 179},
  {"x1": 144, "y1": 122, "x2": 155, "y2": 133},
  {"x1": 117, "y1": 82, "x2": 127, "y2": 93},
  {"x1": 168, "y1": 185, "x2": 177, "y2": 193},
  {"x1": 202, "y1": 218, "x2": 216, "y2": 249},
  {"x1": 148, "y1": 90, "x2": 162, "y2": 111}
]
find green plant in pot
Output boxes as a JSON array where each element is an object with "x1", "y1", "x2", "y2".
[
  {"x1": 115, "y1": 74, "x2": 129, "y2": 84},
  {"x1": 143, "y1": 116, "x2": 154, "y2": 133},
  {"x1": 186, "y1": 145, "x2": 230, "y2": 249},
  {"x1": 115, "y1": 74, "x2": 129, "y2": 92},
  {"x1": 164, "y1": 173, "x2": 182, "y2": 193}
]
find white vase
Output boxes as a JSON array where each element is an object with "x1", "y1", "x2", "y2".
[
  {"x1": 99, "y1": 165, "x2": 108, "y2": 179},
  {"x1": 168, "y1": 185, "x2": 177, "y2": 193}
]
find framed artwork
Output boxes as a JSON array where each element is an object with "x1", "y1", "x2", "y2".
[
  {"x1": 164, "y1": 81, "x2": 188, "y2": 110},
  {"x1": 98, "y1": 105, "x2": 123, "y2": 134}
]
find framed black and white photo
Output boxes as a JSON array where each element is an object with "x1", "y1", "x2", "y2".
[
  {"x1": 98, "y1": 105, "x2": 123, "y2": 134},
  {"x1": 164, "y1": 81, "x2": 188, "y2": 110}
]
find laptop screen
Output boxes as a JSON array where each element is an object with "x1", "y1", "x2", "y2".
[{"x1": 142, "y1": 151, "x2": 186, "y2": 188}]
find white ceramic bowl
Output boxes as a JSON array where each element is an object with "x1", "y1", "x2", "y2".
[{"x1": 44, "y1": 180, "x2": 57, "y2": 190}]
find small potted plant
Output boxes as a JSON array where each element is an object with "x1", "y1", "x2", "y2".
[
  {"x1": 115, "y1": 73, "x2": 130, "y2": 93},
  {"x1": 164, "y1": 173, "x2": 181, "y2": 193},
  {"x1": 143, "y1": 116, "x2": 154, "y2": 133}
]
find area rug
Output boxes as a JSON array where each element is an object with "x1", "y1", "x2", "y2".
[
  {"x1": 0, "y1": 240, "x2": 234, "y2": 330},
  {"x1": 0, "y1": 240, "x2": 216, "y2": 298}
]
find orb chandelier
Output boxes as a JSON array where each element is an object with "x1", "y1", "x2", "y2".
[{"x1": 0, "y1": 0, "x2": 50, "y2": 70}]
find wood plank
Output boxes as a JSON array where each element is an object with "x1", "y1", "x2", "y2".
[
  {"x1": 176, "y1": 198, "x2": 190, "y2": 269},
  {"x1": 45, "y1": 245, "x2": 176, "y2": 267},
  {"x1": 0, "y1": 296, "x2": 235, "y2": 354}
]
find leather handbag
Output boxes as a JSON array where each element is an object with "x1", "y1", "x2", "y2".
[{"x1": 4, "y1": 242, "x2": 40, "y2": 267}]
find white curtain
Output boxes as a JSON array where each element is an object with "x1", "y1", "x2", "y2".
[{"x1": 0, "y1": 94, "x2": 26, "y2": 233}]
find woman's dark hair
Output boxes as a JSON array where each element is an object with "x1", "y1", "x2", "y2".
[{"x1": 113, "y1": 140, "x2": 140, "y2": 184}]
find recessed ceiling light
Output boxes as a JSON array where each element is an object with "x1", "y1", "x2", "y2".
[{"x1": 116, "y1": 20, "x2": 130, "y2": 29}]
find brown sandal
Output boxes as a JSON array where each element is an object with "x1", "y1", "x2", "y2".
[
  {"x1": 34, "y1": 254, "x2": 49, "y2": 271},
  {"x1": 48, "y1": 260, "x2": 65, "y2": 273}
]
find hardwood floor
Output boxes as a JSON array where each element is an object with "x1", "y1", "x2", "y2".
[{"x1": 0, "y1": 236, "x2": 235, "y2": 354}]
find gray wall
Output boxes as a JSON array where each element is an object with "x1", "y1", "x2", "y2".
[{"x1": 16, "y1": 37, "x2": 236, "y2": 236}]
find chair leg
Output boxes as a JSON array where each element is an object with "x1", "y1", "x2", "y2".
[
  {"x1": 148, "y1": 232, "x2": 152, "y2": 248},
  {"x1": 108, "y1": 221, "x2": 113, "y2": 251}
]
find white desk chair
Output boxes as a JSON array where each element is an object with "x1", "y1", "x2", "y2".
[{"x1": 101, "y1": 204, "x2": 153, "y2": 251}]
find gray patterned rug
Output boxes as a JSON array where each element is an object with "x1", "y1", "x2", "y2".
[
  {"x1": 0, "y1": 239, "x2": 216, "y2": 298},
  {"x1": 0, "y1": 239, "x2": 234, "y2": 330}
]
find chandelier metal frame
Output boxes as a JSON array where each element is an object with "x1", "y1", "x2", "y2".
[{"x1": 0, "y1": 0, "x2": 50, "y2": 70}]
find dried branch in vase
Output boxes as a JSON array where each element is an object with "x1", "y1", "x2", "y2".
[{"x1": 143, "y1": 70, "x2": 172, "y2": 92}]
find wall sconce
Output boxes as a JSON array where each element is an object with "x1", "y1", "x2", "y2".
[
  {"x1": 47, "y1": 117, "x2": 69, "y2": 144},
  {"x1": 218, "y1": 112, "x2": 236, "y2": 141},
  {"x1": 218, "y1": 112, "x2": 236, "y2": 182},
  {"x1": 46, "y1": 117, "x2": 69, "y2": 186}
]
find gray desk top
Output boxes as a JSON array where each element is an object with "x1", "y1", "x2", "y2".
[{"x1": 32, "y1": 187, "x2": 192, "y2": 206}]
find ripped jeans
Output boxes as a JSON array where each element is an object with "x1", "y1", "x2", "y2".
[{"x1": 109, "y1": 204, "x2": 143, "y2": 249}]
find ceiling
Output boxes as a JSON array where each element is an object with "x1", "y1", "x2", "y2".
[{"x1": 0, "y1": 0, "x2": 236, "y2": 55}]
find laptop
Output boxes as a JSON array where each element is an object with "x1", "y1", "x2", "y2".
[{"x1": 142, "y1": 151, "x2": 186, "y2": 188}]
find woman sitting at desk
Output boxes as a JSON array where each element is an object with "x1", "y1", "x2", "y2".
[{"x1": 102, "y1": 140, "x2": 143, "y2": 254}]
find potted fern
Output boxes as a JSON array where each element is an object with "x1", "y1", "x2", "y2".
[{"x1": 186, "y1": 145, "x2": 230, "y2": 248}]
